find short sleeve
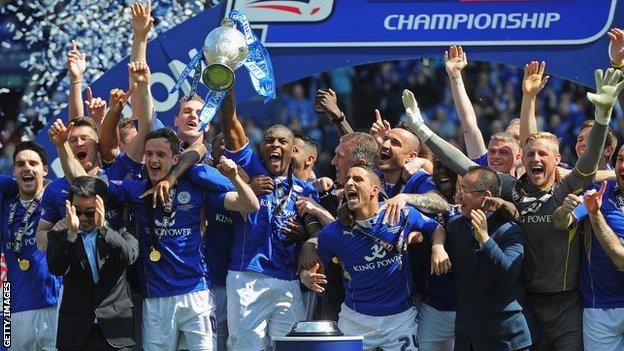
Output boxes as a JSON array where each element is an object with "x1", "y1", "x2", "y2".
[
  {"x1": 0, "y1": 175, "x2": 17, "y2": 200},
  {"x1": 40, "y1": 184, "x2": 61, "y2": 224},
  {"x1": 404, "y1": 170, "x2": 437, "y2": 194},
  {"x1": 104, "y1": 153, "x2": 144, "y2": 180},
  {"x1": 106, "y1": 180, "x2": 132, "y2": 206},
  {"x1": 205, "y1": 191, "x2": 229, "y2": 210},
  {"x1": 223, "y1": 143, "x2": 267, "y2": 178},
  {"x1": 471, "y1": 153, "x2": 488, "y2": 167},
  {"x1": 572, "y1": 204, "x2": 589, "y2": 226},
  {"x1": 408, "y1": 208, "x2": 440, "y2": 238},
  {"x1": 187, "y1": 164, "x2": 235, "y2": 192}
]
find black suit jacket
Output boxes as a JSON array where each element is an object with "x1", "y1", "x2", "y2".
[
  {"x1": 445, "y1": 211, "x2": 534, "y2": 351},
  {"x1": 47, "y1": 225, "x2": 139, "y2": 350}
]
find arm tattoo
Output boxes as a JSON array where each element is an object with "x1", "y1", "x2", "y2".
[
  {"x1": 404, "y1": 192, "x2": 449, "y2": 214},
  {"x1": 168, "y1": 150, "x2": 201, "y2": 180},
  {"x1": 589, "y1": 211, "x2": 624, "y2": 270}
]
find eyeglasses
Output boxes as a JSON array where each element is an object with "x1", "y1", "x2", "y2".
[
  {"x1": 75, "y1": 210, "x2": 96, "y2": 218},
  {"x1": 456, "y1": 187, "x2": 485, "y2": 196}
]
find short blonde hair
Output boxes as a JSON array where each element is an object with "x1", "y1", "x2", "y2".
[
  {"x1": 524, "y1": 132, "x2": 560, "y2": 153},
  {"x1": 490, "y1": 132, "x2": 520, "y2": 151},
  {"x1": 176, "y1": 95, "x2": 206, "y2": 115}
]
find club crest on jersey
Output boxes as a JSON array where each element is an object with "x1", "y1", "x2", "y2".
[{"x1": 177, "y1": 191, "x2": 191, "y2": 205}]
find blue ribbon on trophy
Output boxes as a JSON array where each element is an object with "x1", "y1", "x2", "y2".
[{"x1": 170, "y1": 9, "x2": 276, "y2": 131}]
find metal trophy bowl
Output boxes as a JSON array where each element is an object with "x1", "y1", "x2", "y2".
[{"x1": 202, "y1": 18, "x2": 249, "y2": 91}]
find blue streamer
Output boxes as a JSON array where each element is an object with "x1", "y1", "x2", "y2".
[
  {"x1": 169, "y1": 51, "x2": 203, "y2": 95},
  {"x1": 189, "y1": 57, "x2": 202, "y2": 98},
  {"x1": 198, "y1": 89, "x2": 226, "y2": 131},
  {"x1": 229, "y1": 9, "x2": 276, "y2": 101}
]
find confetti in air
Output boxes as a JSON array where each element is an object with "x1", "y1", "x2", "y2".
[{"x1": 3, "y1": 0, "x2": 223, "y2": 140}]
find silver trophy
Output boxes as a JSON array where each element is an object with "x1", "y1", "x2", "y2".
[{"x1": 202, "y1": 18, "x2": 249, "y2": 91}]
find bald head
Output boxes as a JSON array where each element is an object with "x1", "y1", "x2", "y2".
[{"x1": 393, "y1": 127, "x2": 421, "y2": 153}]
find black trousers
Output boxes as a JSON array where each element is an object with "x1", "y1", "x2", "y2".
[{"x1": 60, "y1": 324, "x2": 133, "y2": 351}]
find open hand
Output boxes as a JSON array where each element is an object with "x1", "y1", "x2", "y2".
[
  {"x1": 522, "y1": 61, "x2": 549, "y2": 97},
  {"x1": 131, "y1": 0, "x2": 153, "y2": 39},
  {"x1": 608, "y1": 28, "x2": 624, "y2": 66},
  {"x1": 444, "y1": 45, "x2": 467, "y2": 77},
  {"x1": 300, "y1": 263, "x2": 327, "y2": 293}
]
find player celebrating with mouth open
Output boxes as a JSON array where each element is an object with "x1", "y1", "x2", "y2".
[{"x1": 302, "y1": 165, "x2": 448, "y2": 351}]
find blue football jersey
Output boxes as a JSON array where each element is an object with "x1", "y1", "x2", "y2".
[
  {"x1": 574, "y1": 180, "x2": 624, "y2": 308},
  {"x1": 221, "y1": 144, "x2": 319, "y2": 281},
  {"x1": 2, "y1": 197, "x2": 61, "y2": 312},
  {"x1": 107, "y1": 167, "x2": 228, "y2": 298},
  {"x1": 318, "y1": 207, "x2": 440, "y2": 316}
]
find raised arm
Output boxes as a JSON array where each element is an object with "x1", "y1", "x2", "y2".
[
  {"x1": 577, "y1": 68, "x2": 624, "y2": 176},
  {"x1": 84, "y1": 87, "x2": 107, "y2": 127},
  {"x1": 48, "y1": 119, "x2": 88, "y2": 183},
  {"x1": 402, "y1": 89, "x2": 476, "y2": 176},
  {"x1": 47, "y1": 200, "x2": 81, "y2": 275},
  {"x1": 608, "y1": 28, "x2": 624, "y2": 109},
  {"x1": 315, "y1": 89, "x2": 353, "y2": 136},
  {"x1": 67, "y1": 40, "x2": 86, "y2": 120},
  {"x1": 519, "y1": 61, "x2": 549, "y2": 145},
  {"x1": 98, "y1": 86, "x2": 135, "y2": 163},
  {"x1": 125, "y1": 61, "x2": 154, "y2": 162},
  {"x1": 444, "y1": 45, "x2": 486, "y2": 159},
  {"x1": 217, "y1": 156, "x2": 260, "y2": 213},
  {"x1": 95, "y1": 195, "x2": 139, "y2": 266},
  {"x1": 129, "y1": 0, "x2": 153, "y2": 118},
  {"x1": 221, "y1": 89, "x2": 248, "y2": 151}
]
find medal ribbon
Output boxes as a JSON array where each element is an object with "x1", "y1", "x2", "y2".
[
  {"x1": 8, "y1": 194, "x2": 42, "y2": 256},
  {"x1": 353, "y1": 207, "x2": 410, "y2": 270},
  {"x1": 145, "y1": 186, "x2": 177, "y2": 252}
]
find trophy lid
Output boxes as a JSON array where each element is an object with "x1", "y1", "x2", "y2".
[{"x1": 287, "y1": 321, "x2": 343, "y2": 337}]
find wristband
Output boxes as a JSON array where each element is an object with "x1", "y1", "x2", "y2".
[
  {"x1": 331, "y1": 112, "x2": 345, "y2": 123},
  {"x1": 415, "y1": 126, "x2": 433, "y2": 142},
  {"x1": 611, "y1": 62, "x2": 624, "y2": 69},
  {"x1": 71, "y1": 80, "x2": 83, "y2": 85}
]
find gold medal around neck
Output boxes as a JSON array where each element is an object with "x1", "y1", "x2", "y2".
[
  {"x1": 18, "y1": 259, "x2": 30, "y2": 271},
  {"x1": 149, "y1": 248, "x2": 161, "y2": 262}
]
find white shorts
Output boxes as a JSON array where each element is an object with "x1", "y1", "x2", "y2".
[
  {"x1": 210, "y1": 286, "x2": 228, "y2": 351},
  {"x1": 142, "y1": 289, "x2": 215, "y2": 351},
  {"x1": 11, "y1": 307, "x2": 57, "y2": 351},
  {"x1": 226, "y1": 270, "x2": 306, "y2": 351},
  {"x1": 417, "y1": 303, "x2": 455, "y2": 351},
  {"x1": 583, "y1": 307, "x2": 624, "y2": 351},
  {"x1": 338, "y1": 304, "x2": 418, "y2": 351}
]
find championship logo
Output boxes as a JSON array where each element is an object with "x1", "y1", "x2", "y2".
[{"x1": 227, "y1": 0, "x2": 335, "y2": 23}]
